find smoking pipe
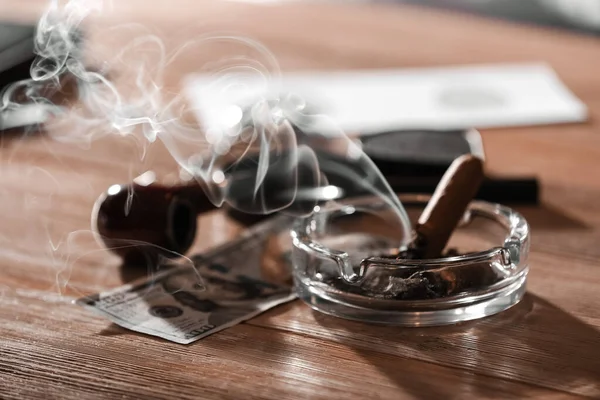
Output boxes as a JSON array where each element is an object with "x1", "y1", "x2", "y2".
[
  {"x1": 93, "y1": 158, "x2": 336, "y2": 262},
  {"x1": 92, "y1": 173, "x2": 218, "y2": 263}
]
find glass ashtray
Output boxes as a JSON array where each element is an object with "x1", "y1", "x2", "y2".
[{"x1": 291, "y1": 194, "x2": 530, "y2": 326}]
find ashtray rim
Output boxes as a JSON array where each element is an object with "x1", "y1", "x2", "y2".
[{"x1": 291, "y1": 193, "x2": 530, "y2": 284}]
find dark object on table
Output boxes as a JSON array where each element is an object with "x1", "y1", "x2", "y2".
[
  {"x1": 92, "y1": 176, "x2": 216, "y2": 263},
  {"x1": 359, "y1": 129, "x2": 539, "y2": 204},
  {"x1": 0, "y1": 22, "x2": 86, "y2": 131},
  {"x1": 0, "y1": 23, "x2": 39, "y2": 131},
  {"x1": 220, "y1": 129, "x2": 538, "y2": 215},
  {"x1": 360, "y1": 128, "x2": 484, "y2": 178},
  {"x1": 384, "y1": 175, "x2": 539, "y2": 205},
  {"x1": 0, "y1": 23, "x2": 35, "y2": 83}
]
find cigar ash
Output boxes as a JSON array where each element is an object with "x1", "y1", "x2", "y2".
[{"x1": 324, "y1": 243, "x2": 503, "y2": 301}]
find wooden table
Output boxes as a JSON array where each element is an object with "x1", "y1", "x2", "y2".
[{"x1": 2, "y1": 1, "x2": 600, "y2": 399}]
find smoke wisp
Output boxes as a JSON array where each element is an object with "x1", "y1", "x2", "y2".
[{"x1": 1, "y1": 0, "x2": 413, "y2": 300}]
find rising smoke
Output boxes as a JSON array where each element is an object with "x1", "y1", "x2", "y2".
[{"x1": 1, "y1": 0, "x2": 413, "y2": 276}]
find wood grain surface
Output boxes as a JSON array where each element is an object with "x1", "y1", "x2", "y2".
[{"x1": 1, "y1": 1, "x2": 600, "y2": 399}]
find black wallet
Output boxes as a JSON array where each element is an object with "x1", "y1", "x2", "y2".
[{"x1": 359, "y1": 129, "x2": 538, "y2": 204}]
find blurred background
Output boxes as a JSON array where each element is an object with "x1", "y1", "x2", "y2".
[{"x1": 387, "y1": 0, "x2": 600, "y2": 35}]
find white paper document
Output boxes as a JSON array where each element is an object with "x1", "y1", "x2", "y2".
[{"x1": 184, "y1": 63, "x2": 587, "y2": 135}]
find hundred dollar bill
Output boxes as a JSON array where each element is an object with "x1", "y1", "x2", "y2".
[{"x1": 77, "y1": 216, "x2": 297, "y2": 344}]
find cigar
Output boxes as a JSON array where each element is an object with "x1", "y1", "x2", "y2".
[{"x1": 411, "y1": 154, "x2": 485, "y2": 259}]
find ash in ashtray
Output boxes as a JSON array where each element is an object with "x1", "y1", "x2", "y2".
[
  {"x1": 318, "y1": 155, "x2": 501, "y2": 301},
  {"x1": 391, "y1": 247, "x2": 461, "y2": 260},
  {"x1": 334, "y1": 155, "x2": 494, "y2": 300},
  {"x1": 326, "y1": 248, "x2": 504, "y2": 300}
]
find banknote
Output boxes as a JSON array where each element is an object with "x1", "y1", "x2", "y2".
[{"x1": 77, "y1": 216, "x2": 297, "y2": 344}]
